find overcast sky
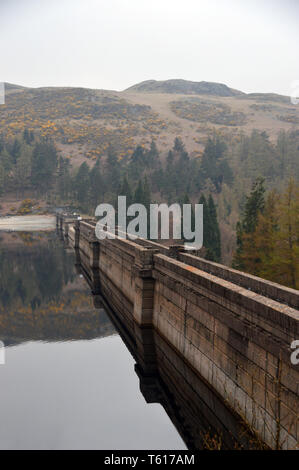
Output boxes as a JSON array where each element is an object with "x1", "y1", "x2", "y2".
[{"x1": 0, "y1": 0, "x2": 298, "y2": 95}]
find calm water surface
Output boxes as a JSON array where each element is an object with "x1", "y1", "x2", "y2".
[{"x1": 0, "y1": 231, "x2": 185, "y2": 450}]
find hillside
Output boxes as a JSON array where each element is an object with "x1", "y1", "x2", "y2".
[
  {"x1": 125, "y1": 79, "x2": 244, "y2": 96},
  {"x1": 1, "y1": 79, "x2": 299, "y2": 267},
  {"x1": 4, "y1": 83, "x2": 27, "y2": 91},
  {"x1": 1, "y1": 79, "x2": 298, "y2": 166}
]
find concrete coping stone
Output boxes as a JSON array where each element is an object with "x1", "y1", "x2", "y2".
[
  {"x1": 180, "y1": 252, "x2": 299, "y2": 310},
  {"x1": 155, "y1": 254, "x2": 299, "y2": 333}
]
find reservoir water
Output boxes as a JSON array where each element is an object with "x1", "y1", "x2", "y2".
[
  {"x1": 0, "y1": 230, "x2": 257, "y2": 450},
  {"x1": 0, "y1": 231, "x2": 184, "y2": 450}
]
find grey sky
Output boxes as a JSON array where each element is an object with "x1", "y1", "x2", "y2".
[{"x1": 0, "y1": 0, "x2": 298, "y2": 95}]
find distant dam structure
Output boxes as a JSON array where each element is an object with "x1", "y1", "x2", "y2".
[{"x1": 57, "y1": 213, "x2": 299, "y2": 450}]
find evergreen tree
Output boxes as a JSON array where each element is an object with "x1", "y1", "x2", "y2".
[
  {"x1": 143, "y1": 177, "x2": 151, "y2": 210},
  {"x1": 106, "y1": 147, "x2": 120, "y2": 191},
  {"x1": 208, "y1": 194, "x2": 221, "y2": 262},
  {"x1": 167, "y1": 150, "x2": 174, "y2": 166},
  {"x1": 14, "y1": 146, "x2": 32, "y2": 197},
  {"x1": 89, "y1": 159, "x2": 102, "y2": 208},
  {"x1": 129, "y1": 145, "x2": 145, "y2": 180},
  {"x1": 199, "y1": 194, "x2": 221, "y2": 262},
  {"x1": 242, "y1": 177, "x2": 265, "y2": 233},
  {"x1": 200, "y1": 136, "x2": 233, "y2": 192},
  {"x1": 31, "y1": 140, "x2": 57, "y2": 193},
  {"x1": 23, "y1": 128, "x2": 30, "y2": 145},
  {"x1": 147, "y1": 140, "x2": 159, "y2": 167},
  {"x1": 29, "y1": 130, "x2": 35, "y2": 143},
  {"x1": 199, "y1": 194, "x2": 210, "y2": 256},
  {"x1": 134, "y1": 179, "x2": 144, "y2": 204},
  {"x1": 10, "y1": 138, "x2": 21, "y2": 164},
  {"x1": 75, "y1": 162, "x2": 90, "y2": 208},
  {"x1": 57, "y1": 157, "x2": 72, "y2": 202},
  {"x1": 233, "y1": 177, "x2": 266, "y2": 269},
  {"x1": 132, "y1": 177, "x2": 151, "y2": 207},
  {"x1": 173, "y1": 137, "x2": 185, "y2": 153},
  {"x1": 120, "y1": 176, "x2": 133, "y2": 206}
]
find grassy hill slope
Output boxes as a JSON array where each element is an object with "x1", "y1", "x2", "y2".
[{"x1": 1, "y1": 80, "x2": 298, "y2": 167}]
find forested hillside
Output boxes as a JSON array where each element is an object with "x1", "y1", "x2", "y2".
[{"x1": 1, "y1": 80, "x2": 298, "y2": 287}]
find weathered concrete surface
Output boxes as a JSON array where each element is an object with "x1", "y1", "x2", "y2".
[{"x1": 61, "y1": 215, "x2": 299, "y2": 449}]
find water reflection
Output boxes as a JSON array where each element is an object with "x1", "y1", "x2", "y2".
[
  {"x1": 0, "y1": 232, "x2": 257, "y2": 450},
  {"x1": 0, "y1": 232, "x2": 184, "y2": 450},
  {"x1": 0, "y1": 232, "x2": 115, "y2": 346}
]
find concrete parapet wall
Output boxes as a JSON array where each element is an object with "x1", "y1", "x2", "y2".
[{"x1": 179, "y1": 252, "x2": 299, "y2": 309}]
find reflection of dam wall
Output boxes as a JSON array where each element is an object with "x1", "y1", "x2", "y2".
[
  {"x1": 152, "y1": 332, "x2": 250, "y2": 450},
  {"x1": 61, "y1": 215, "x2": 299, "y2": 449}
]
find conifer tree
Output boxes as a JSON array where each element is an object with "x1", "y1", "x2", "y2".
[
  {"x1": 120, "y1": 176, "x2": 133, "y2": 206},
  {"x1": 106, "y1": 147, "x2": 120, "y2": 191},
  {"x1": 208, "y1": 194, "x2": 221, "y2": 262},
  {"x1": 89, "y1": 158, "x2": 102, "y2": 208},
  {"x1": 134, "y1": 179, "x2": 144, "y2": 204},
  {"x1": 233, "y1": 177, "x2": 266, "y2": 269},
  {"x1": 198, "y1": 194, "x2": 221, "y2": 262},
  {"x1": 142, "y1": 177, "x2": 151, "y2": 210},
  {"x1": 200, "y1": 136, "x2": 233, "y2": 192},
  {"x1": 75, "y1": 162, "x2": 90, "y2": 208},
  {"x1": 173, "y1": 137, "x2": 185, "y2": 153},
  {"x1": 31, "y1": 140, "x2": 58, "y2": 194},
  {"x1": 147, "y1": 140, "x2": 159, "y2": 167}
]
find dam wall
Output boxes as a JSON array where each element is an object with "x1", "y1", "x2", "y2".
[{"x1": 58, "y1": 214, "x2": 299, "y2": 449}]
